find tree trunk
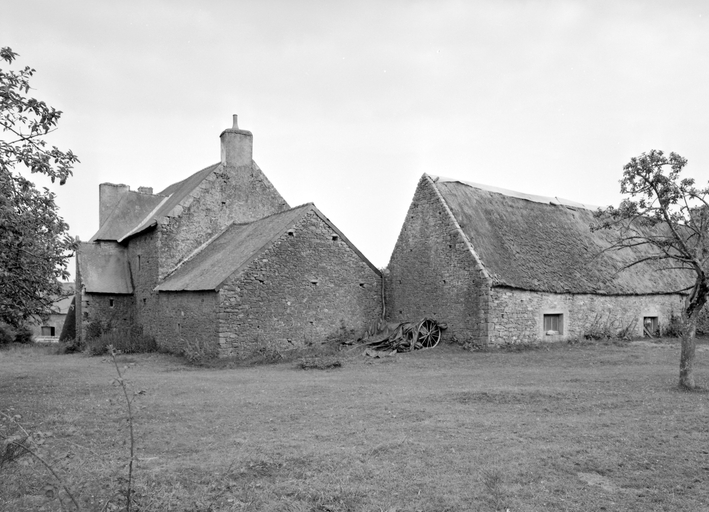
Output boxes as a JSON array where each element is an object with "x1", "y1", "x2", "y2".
[{"x1": 679, "y1": 313, "x2": 697, "y2": 390}]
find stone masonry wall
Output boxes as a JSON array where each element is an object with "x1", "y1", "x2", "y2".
[
  {"x1": 217, "y1": 210, "x2": 382, "y2": 357},
  {"x1": 386, "y1": 176, "x2": 490, "y2": 344},
  {"x1": 154, "y1": 291, "x2": 219, "y2": 355},
  {"x1": 126, "y1": 231, "x2": 160, "y2": 338},
  {"x1": 158, "y1": 163, "x2": 289, "y2": 279},
  {"x1": 79, "y1": 293, "x2": 134, "y2": 337},
  {"x1": 488, "y1": 287, "x2": 685, "y2": 344}
]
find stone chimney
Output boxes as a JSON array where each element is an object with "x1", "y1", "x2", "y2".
[
  {"x1": 220, "y1": 114, "x2": 253, "y2": 167},
  {"x1": 99, "y1": 183, "x2": 130, "y2": 227},
  {"x1": 137, "y1": 186, "x2": 153, "y2": 195}
]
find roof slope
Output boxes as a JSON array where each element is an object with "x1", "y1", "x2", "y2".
[
  {"x1": 78, "y1": 243, "x2": 133, "y2": 294},
  {"x1": 157, "y1": 203, "x2": 381, "y2": 292},
  {"x1": 119, "y1": 163, "x2": 219, "y2": 241},
  {"x1": 431, "y1": 175, "x2": 692, "y2": 295},
  {"x1": 91, "y1": 191, "x2": 166, "y2": 242},
  {"x1": 156, "y1": 204, "x2": 314, "y2": 291}
]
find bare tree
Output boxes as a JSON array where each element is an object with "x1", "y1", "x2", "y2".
[{"x1": 593, "y1": 150, "x2": 708, "y2": 389}]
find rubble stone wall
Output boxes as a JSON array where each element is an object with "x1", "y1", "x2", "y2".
[
  {"x1": 488, "y1": 287, "x2": 685, "y2": 344},
  {"x1": 79, "y1": 293, "x2": 134, "y2": 337},
  {"x1": 154, "y1": 291, "x2": 219, "y2": 355},
  {"x1": 127, "y1": 231, "x2": 160, "y2": 338},
  {"x1": 158, "y1": 164, "x2": 289, "y2": 279},
  {"x1": 217, "y1": 209, "x2": 382, "y2": 358},
  {"x1": 385, "y1": 176, "x2": 491, "y2": 344}
]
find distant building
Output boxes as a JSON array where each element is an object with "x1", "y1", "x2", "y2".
[
  {"x1": 28, "y1": 282, "x2": 74, "y2": 342},
  {"x1": 387, "y1": 174, "x2": 688, "y2": 345},
  {"x1": 76, "y1": 116, "x2": 382, "y2": 356}
]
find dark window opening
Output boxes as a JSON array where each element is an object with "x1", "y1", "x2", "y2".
[
  {"x1": 137, "y1": 255, "x2": 141, "y2": 271},
  {"x1": 109, "y1": 299, "x2": 114, "y2": 308},
  {"x1": 142, "y1": 298, "x2": 146, "y2": 305},
  {"x1": 41, "y1": 326, "x2": 55, "y2": 336},
  {"x1": 177, "y1": 323, "x2": 181, "y2": 335},
  {"x1": 359, "y1": 283, "x2": 366, "y2": 288},
  {"x1": 310, "y1": 280, "x2": 319, "y2": 286},
  {"x1": 544, "y1": 314, "x2": 563, "y2": 335},
  {"x1": 332, "y1": 235, "x2": 339, "y2": 241},
  {"x1": 221, "y1": 201, "x2": 226, "y2": 206},
  {"x1": 644, "y1": 317, "x2": 659, "y2": 337},
  {"x1": 287, "y1": 230, "x2": 295, "y2": 237}
]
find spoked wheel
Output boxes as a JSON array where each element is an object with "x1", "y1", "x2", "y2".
[{"x1": 417, "y1": 319, "x2": 441, "y2": 349}]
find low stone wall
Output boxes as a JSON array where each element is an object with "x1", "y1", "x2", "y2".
[{"x1": 488, "y1": 287, "x2": 685, "y2": 344}]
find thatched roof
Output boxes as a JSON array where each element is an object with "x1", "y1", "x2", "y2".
[{"x1": 431, "y1": 175, "x2": 692, "y2": 295}]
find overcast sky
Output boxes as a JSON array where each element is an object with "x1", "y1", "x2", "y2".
[{"x1": 3, "y1": 1, "x2": 709, "y2": 272}]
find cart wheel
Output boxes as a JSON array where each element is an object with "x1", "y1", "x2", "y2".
[{"x1": 417, "y1": 319, "x2": 441, "y2": 349}]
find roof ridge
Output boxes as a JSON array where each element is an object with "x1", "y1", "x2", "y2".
[{"x1": 428, "y1": 174, "x2": 599, "y2": 210}]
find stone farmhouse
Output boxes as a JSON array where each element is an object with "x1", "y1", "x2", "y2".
[
  {"x1": 386, "y1": 174, "x2": 690, "y2": 345},
  {"x1": 75, "y1": 116, "x2": 382, "y2": 357}
]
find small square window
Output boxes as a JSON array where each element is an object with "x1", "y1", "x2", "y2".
[
  {"x1": 41, "y1": 326, "x2": 55, "y2": 336},
  {"x1": 544, "y1": 314, "x2": 563, "y2": 335},
  {"x1": 643, "y1": 317, "x2": 659, "y2": 337}
]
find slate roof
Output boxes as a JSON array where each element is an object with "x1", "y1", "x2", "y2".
[
  {"x1": 78, "y1": 242, "x2": 133, "y2": 294},
  {"x1": 119, "y1": 163, "x2": 219, "y2": 241},
  {"x1": 157, "y1": 203, "x2": 380, "y2": 292},
  {"x1": 430, "y1": 174, "x2": 692, "y2": 295},
  {"x1": 91, "y1": 191, "x2": 166, "y2": 242}
]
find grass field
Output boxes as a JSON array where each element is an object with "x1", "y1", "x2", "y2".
[{"x1": 1, "y1": 339, "x2": 708, "y2": 511}]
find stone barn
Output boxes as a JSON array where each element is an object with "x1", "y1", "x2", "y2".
[
  {"x1": 386, "y1": 174, "x2": 689, "y2": 345},
  {"x1": 76, "y1": 116, "x2": 382, "y2": 355}
]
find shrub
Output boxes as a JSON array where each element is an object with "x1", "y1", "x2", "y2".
[
  {"x1": 85, "y1": 319, "x2": 104, "y2": 340},
  {"x1": 85, "y1": 324, "x2": 157, "y2": 356},
  {"x1": 14, "y1": 325, "x2": 33, "y2": 344},
  {"x1": 662, "y1": 314, "x2": 684, "y2": 338},
  {"x1": 182, "y1": 336, "x2": 219, "y2": 364},
  {"x1": 0, "y1": 323, "x2": 15, "y2": 346},
  {"x1": 0, "y1": 323, "x2": 33, "y2": 345}
]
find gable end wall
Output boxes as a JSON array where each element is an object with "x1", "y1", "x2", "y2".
[
  {"x1": 217, "y1": 209, "x2": 382, "y2": 357},
  {"x1": 386, "y1": 176, "x2": 491, "y2": 344},
  {"x1": 158, "y1": 163, "x2": 289, "y2": 279}
]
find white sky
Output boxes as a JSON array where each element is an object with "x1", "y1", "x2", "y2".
[{"x1": 3, "y1": 1, "x2": 709, "y2": 272}]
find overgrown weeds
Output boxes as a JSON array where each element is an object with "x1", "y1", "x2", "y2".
[
  {"x1": 481, "y1": 466, "x2": 507, "y2": 511},
  {"x1": 86, "y1": 324, "x2": 157, "y2": 356},
  {"x1": 583, "y1": 311, "x2": 637, "y2": 341}
]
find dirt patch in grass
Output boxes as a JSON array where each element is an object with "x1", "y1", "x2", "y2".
[{"x1": 0, "y1": 340, "x2": 708, "y2": 511}]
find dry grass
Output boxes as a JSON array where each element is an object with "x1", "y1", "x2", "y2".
[{"x1": 0, "y1": 339, "x2": 708, "y2": 511}]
